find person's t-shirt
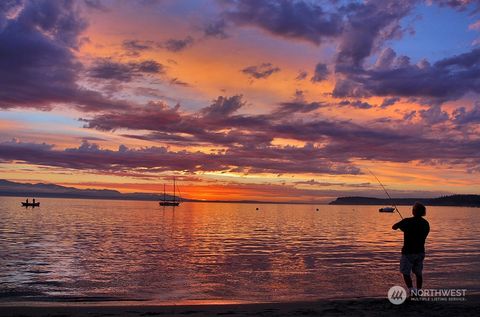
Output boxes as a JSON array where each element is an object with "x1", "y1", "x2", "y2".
[{"x1": 397, "y1": 216, "x2": 430, "y2": 254}]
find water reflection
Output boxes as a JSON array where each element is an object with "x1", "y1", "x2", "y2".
[{"x1": 0, "y1": 197, "x2": 479, "y2": 302}]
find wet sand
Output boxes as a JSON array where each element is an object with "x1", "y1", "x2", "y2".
[{"x1": 1, "y1": 295, "x2": 478, "y2": 317}]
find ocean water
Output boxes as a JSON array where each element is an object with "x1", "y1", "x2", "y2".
[{"x1": 0, "y1": 197, "x2": 479, "y2": 303}]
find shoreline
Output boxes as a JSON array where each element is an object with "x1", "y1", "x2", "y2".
[{"x1": 1, "y1": 295, "x2": 479, "y2": 317}]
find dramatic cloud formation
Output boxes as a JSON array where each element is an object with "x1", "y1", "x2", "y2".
[
  {"x1": 335, "y1": 0, "x2": 415, "y2": 69},
  {"x1": 334, "y1": 48, "x2": 480, "y2": 102},
  {"x1": 81, "y1": 95, "x2": 480, "y2": 174},
  {"x1": 224, "y1": 0, "x2": 342, "y2": 44},
  {"x1": 0, "y1": 138, "x2": 359, "y2": 175},
  {"x1": 0, "y1": 0, "x2": 133, "y2": 112},
  {"x1": 1, "y1": 0, "x2": 479, "y2": 200}
]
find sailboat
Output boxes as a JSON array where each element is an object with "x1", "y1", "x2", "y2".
[{"x1": 159, "y1": 177, "x2": 180, "y2": 206}]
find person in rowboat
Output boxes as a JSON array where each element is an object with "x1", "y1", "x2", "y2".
[{"x1": 392, "y1": 202, "x2": 430, "y2": 296}]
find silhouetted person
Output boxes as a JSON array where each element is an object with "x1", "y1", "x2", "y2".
[
  {"x1": 32, "y1": 198, "x2": 35, "y2": 204},
  {"x1": 26, "y1": 198, "x2": 29, "y2": 204},
  {"x1": 392, "y1": 202, "x2": 430, "y2": 295}
]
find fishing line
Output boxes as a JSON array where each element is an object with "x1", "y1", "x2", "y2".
[{"x1": 366, "y1": 168, "x2": 404, "y2": 219}]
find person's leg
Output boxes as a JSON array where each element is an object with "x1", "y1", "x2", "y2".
[
  {"x1": 415, "y1": 274, "x2": 423, "y2": 289},
  {"x1": 412, "y1": 253, "x2": 425, "y2": 289},
  {"x1": 400, "y1": 254, "x2": 415, "y2": 296},
  {"x1": 400, "y1": 255, "x2": 413, "y2": 289},
  {"x1": 403, "y1": 274, "x2": 413, "y2": 288}
]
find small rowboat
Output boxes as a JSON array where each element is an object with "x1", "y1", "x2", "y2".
[
  {"x1": 379, "y1": 207, "x2": 395, "y2": 212},
  {"x1": 21, "y1": 202, "x2": 40, "y2": 207}
]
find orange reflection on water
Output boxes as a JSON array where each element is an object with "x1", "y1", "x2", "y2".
[{"x1": 1, "y1": 197, "x2": 479, "y2": 303}]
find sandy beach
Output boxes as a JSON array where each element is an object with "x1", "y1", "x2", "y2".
[{"x1": 1, "y1": 295, "x2": 479, "y2": 317}]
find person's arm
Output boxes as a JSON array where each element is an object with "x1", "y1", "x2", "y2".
[{"x1": 392, "y1": 219, "x2": 404, "y2": 230}]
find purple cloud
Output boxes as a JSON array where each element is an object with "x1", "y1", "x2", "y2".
[
  {"x1": 82, "y1": 101, "x2": 182, "y2": 131},
  {"x1": 241, "y1": 63, "x2": 280, "y2": 79},
  {"x1": 122, "y1": 39, "x2": 154, "y2": 56},
  {"x1": 203, "y1": 19, "x2": 229, "y2": 39},
  {"x1": 89, "y1": 59, "x2": 165, "y2": 82},
  {"x1": 0, "y1": 0, "x2": 134, "y2": 112},
  {"x1": 161, "y1": 36, "x2": 194, "y2": 52},
  {"x1": 453, "y1": 103, "x2": 480, "y2": 125},
  {"x1": 380, "y1": 97, "x2": 400, "y2": 108},
  {"x1": 224, "y1": 0, "x2": 342, "y2": 45},
  {"x1": 0, "y1": 139, "x2": 360, "y2": 175},
  {"x1": 277, "y1": 91, "x2": 327, "y2": 115},
  {"x1": 433, "y1": 0, "x2": 480, "y2": 12},
  {"x1": 81, "y1": 94, "x2": 480, "y2": 173},
  {"x1": 296, "y1": 70, "x2": 308, "y2": 81},
  {"x1": 339, "y1": 100, "x2": 374, "y2": 109},
  {"x1": 277, "y1": 101, "x2": 326, "y2": 115},
  {"x1": 83, "y1": 0, "x2": 108, "y2": 11},
  {"x1": 334, "y1": 48, "x2": 480, "y2": 102},
  {"x1": 200, "y1": 95, "x2": 245, "y2": 118},
  {"x1": 311, "y1": 63, "x2": 329, "y2": 82},
  {"x1": 336, "y1": 1, "x2": 415, "y2": 70},
  {"x1": 419, "y1": 105, "x2": 450, "y2": 125}
]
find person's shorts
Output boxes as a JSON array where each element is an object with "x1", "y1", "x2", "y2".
[{"x1": 400, "y1": 253, "x2": 425, "y2": 275}]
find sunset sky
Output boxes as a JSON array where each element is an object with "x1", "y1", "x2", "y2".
[{"x1": 1, "y1": 0, "x2": 479, "y2": 202}]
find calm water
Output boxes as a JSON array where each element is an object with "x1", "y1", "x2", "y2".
[{"x1": 0, "y1": 197, "x2": 479, "y2": 303}]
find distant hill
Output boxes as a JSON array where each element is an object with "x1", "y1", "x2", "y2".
[
  {"x1": 329, "y1": 195, "x2": 480, "y2": 207},
  {"x1": 2, "y1": 179, "x2": 478, "y2": 206},
  {"x1": 0, "y1": 179, "x2": 315, "y2": 204},
  {"x1": 0, "y1": 179, "x2": 184, "y2": 202}
]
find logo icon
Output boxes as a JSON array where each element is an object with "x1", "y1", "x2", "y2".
[{"x1": 388, "y1": 285, "x2": 407, "y2": 305}]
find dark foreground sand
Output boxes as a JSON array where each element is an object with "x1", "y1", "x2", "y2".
[{"x1": 1, "y1": 296, "x2": 478, "y2": 317}]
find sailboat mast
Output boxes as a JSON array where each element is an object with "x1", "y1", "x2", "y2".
[
  {"x1": 163, "y1": 184, "x2": 166, "y2": 201},
  {"x1": 173, "y1": 176, "x2": 176, "y2": 202}
]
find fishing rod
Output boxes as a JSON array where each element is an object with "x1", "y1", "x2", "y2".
[{"x1": 367, "y1": 168, "x2": 404, "y2": 219}]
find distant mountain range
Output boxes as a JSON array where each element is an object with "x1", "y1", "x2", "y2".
[
  {"x1": 329, "y1": 195, "x2": 480, "y2": 207},
  {"x1": 0, "y1": 179, "x2": 313, "y2": 204},
  {"x1": 0, "y1": 179, "x2": 183, "y2": 201},
  {"x1": 1, "y1": 179, "x2": 478, "y2": 206}
]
